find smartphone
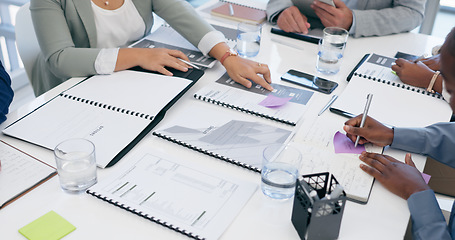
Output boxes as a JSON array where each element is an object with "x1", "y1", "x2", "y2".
[
  {"x1": 281, "y1": 69, "x2": 338, "y2": 94},
  {"x1": 319, "y1": 0, "x2": 335, "y2": 7}
]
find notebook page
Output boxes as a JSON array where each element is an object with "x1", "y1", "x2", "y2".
[
  {"x1": 331, "y1": 76, "x2": 452, "y2": 128},
  {"x1": 293, "y1": 116, "x2": 382, "y2": 203},
  {"x1": 3, "y1": 97, "x2": 150, "y2": 168},
  {"x1": 0, "y1": 141, "x2": 56, "y2": 208},
  {"x1": 87, "y1": 149, "x2": 257, "y2": 240},
  {"x1": 153, "y1": 103, "x2": 294, "y2": 171},
  {"x1": 64, "y1": 70, "x2": 192, "y2": 117}
]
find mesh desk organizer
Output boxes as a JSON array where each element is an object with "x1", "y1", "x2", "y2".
[{"x1": 291, "y1": 172, "x2": 347, "y2": 240}]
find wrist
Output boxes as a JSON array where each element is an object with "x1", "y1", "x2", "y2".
[
  {"x1": 427, "y1": 71, "x2": 440, "y2": 93},
  {"x1": 386, "y1": 127, "x2": 394, "y2": 146},
  {"x1": 220, "y1": 49, "x2": 238, "y2": 65}
]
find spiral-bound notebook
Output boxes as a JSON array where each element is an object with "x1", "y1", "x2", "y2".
[
  {"x1": 3, "y1": 70, "x2": 200, "y2": 168},
  {"x1": 211, "y1": 2, "x2": 266, "y2": 24},
  {"x1": 87, "y1": 148, "x2": 257, "y2": 240},
  {"x1": 193, "y1": 73, "x2": 314, "y2": 126},
  {"x1": 331, "y1": 54, "x2": 452, "y2": 127},
  {"x1": 153, "y1": 104, "x2": 294, "y2": 173}
]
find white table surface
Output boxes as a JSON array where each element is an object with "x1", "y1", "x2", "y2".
[{"x1": 0, "y1": 13, "x2": 448, "y2": 240}]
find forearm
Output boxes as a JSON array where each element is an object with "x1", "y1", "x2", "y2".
[
  {"x1": 391, "y1": 123, "x2": 455, "y2": 168},
  {"x1": 208, "y1": 42, "x2": 231, "y2": 62},
  {"x1": 115, "y1": 48, "x2": 142, "y2": 71}
]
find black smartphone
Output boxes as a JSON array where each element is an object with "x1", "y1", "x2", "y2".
[{"x1": 281, "y1": 69, "x2": 338, "y2": 94}]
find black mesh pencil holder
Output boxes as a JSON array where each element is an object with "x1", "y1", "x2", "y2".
[{"x1": 291, "y1": 172, "x2": 347, "y2": 240}]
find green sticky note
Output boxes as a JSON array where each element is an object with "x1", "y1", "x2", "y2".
[{"x1": 19, "y1": 211, "x2": 76, "y2": 240}]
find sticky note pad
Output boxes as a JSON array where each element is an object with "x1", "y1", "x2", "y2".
[
  {"x1": 259, "y1": 95, "x2": 292, "y2": 108},
  {"x1": 333, "y1": 131, "x2": 366, "y2": 154},
  {"x1": 421, "y1": 172, "x2": 431, "y2": 184},
  {"x1": 19, "y1": 211, "x2": 76, "y2": 240}
]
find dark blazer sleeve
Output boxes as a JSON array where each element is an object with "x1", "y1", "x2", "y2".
[{"x1": 0, "y1": 61, "x2": 14, "y2": 124}]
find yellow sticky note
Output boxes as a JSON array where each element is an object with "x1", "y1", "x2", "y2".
[{"x1": 19, "y1": 211, "x2": 76, "y2": 240}]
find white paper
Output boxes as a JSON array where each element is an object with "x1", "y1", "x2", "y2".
[
  {"x1": 0, "y1": 141, "x2": 55, "y2": 208},
  {"x1": 154, "y1": 104, "x2": 294, "y2": 170},
  {"x1": 88, "y1": 149, "x2": 257, "y2": 240},
  {"x1": 3, "y1": 70, "x2": 192, "y2": 168},
  {"x1": 194, "y1": 73, "x2": 314, "y2": 126},
  {"x1": 331, "y1": 76, "x2": 452, "y2": 128}
]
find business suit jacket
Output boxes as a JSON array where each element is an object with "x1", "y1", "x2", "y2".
[
  {"x1": 30, "y1": 0, "x2": 214, "y2": 96},
  {"x1": 266, "y1": 0, "x2": 425, "y2": 38},
  {"x1": 392, "y1": 123, "x2": 455, "y2": 239}
]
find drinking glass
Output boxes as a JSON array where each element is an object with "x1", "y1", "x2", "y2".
[
  {"x1": 236, "y1": 22, "x2": 262, "y2": 57},
  {"x1": 261, "y1": 143, "x2": 302, "y2": 200},
  {"x1": 316, "y1": 27, "x2": 349, "y2": 75},
  {"x1": 54, "y1": 138, "x2": 97, "y2": 193}
]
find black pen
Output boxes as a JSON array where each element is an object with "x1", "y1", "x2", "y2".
[
  {"x1": 270, "y1": 28, "x2": 320, "y2": 44},
  {"x1": 329, "y1": 108, "x2": 356, "y2": 119}
]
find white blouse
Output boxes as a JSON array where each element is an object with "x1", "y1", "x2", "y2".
[{"x1": 91, "y1": 0, "x2": 225, "y2": 74}]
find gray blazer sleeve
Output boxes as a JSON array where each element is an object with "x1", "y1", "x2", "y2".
[
  {"x1": 266, "y1": 0, "x2": 293, "y2": 24},
  {"x1": 407, "y1": 190, "x2": 452, "y2": 240},
  {"x1": 152, "y1": 0, "x2": 215, "y2": 48},
  {"x1": 391, "y1": 122, "x2": 455, "y2": 168},
  {"x1": 350, "y1": 0, "x2": 425, "y2": 38},
  {"x1": 30, "y1": 0, "x2": 101, "y2": 95}
]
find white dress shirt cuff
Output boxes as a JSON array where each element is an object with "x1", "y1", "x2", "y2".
[
  {"x1": 94, "y1": 48, "x2": 119, "y2": 74},
  {"x1": 348, "y1": 12, "x2": 356, "y2": 35},
  {"x1": 198, "y1": 30, "x2": 226, "y2": 56},
  {"x1": 442, "y1": 80, "x2": 450, "y2": 102}
]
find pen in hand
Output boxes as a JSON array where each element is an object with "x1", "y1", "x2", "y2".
[
  {"x1": 355, "y1": 94, "x2": 373, "y2": 147},
  {"x1": 178, "y1": 58, "x2": 201, "y2": 70}
]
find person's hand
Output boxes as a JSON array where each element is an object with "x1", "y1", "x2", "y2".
[
  {"x1": 359, "y1": 152, "x2": 430, "y2": 199},
  {"x1": 311, "y1": 0, "x2": 353, "y2": 30},
  {"x1": 277, "y1": 6, "x2": 311, "y2": 34},
  {"x1": 392, "y1": 58, "x2": 434, "y2": 89},
  {"x1": 223, "y1": 56, "x2": 273, "y2": 91},
  {"x1": 343, "y1": 115, "x2": 394, "y2": 147},
  {"x1": 122, "y1": 48, "x2": 191, "y2": 76},
  {"x1": 419, "y1": 54, "x2": 441, "y2": 71}
]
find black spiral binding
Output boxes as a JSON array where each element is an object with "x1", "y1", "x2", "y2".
[
  {"x1": 353, "y1": 72, "x2": 443, "y2": 99},
  {"x1": 219, "y1": 0, "x2": 264, "y2": 11},
  {"x1": 86, "y1": 189, "x2": 205, "y2": 240},
  {"x1": 60, "y1": 93, "x2": 154, "y2": 120},
  {"x1": 152, "y1": 132, "x2": 261, "y2": 173},
  {"x1": 193, "y1": 94, "x2": 296, "y2": 126}
]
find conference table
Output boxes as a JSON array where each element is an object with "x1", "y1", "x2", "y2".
[{"x1": 0, "y1": 5, "x2": 450, "y2": 240}]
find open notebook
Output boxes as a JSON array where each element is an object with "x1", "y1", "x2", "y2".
[
  {"x1": 0, "y1": 140, "x2": 56, "y2": 209},
  {"x1": 3, "y1": 70, "x2": 199, "y2": 168},
  {"x1": 331, "y1": 53, "x2": 452, "y2": 128}
]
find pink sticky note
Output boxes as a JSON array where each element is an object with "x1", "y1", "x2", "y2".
[
  {"x1": 258, "y1": 95, "x2": 292, "y2": 108},
  {"x1": 421, "y1": 172, "x2": 431, "y2": 184},
  {"x1": 333, "y1": 131, "x2": 366, "y2": 154}
]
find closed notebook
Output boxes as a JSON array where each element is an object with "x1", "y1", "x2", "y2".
[{"x1": 211, "y1": 3, "x2": 266, "y2": 24}]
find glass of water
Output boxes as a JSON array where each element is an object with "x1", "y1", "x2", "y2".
[
  {"x1": 54, "y1": 138, "x2": 97, "y2": 193},
  {"x1": 261, "y1": 143, "x2": 302, "y2": 200},
  {"x1": 316, "y1": 27, "x2": 348, "y2": 75},
  {"x1": 236, "y1": 22, "x2": 262, "y2": 58}
]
